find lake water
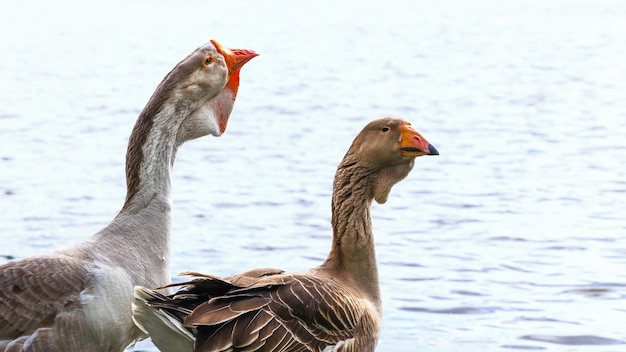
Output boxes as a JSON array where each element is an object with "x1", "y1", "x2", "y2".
[{"x1": 1, "y1": 0, "x2": 626, "y2": 351}]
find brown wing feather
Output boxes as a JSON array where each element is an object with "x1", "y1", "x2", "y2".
[
  {"x1": 229, "y1": 310, "x2": 260, "y2": 348},
  {"x1": 195, "y1": 318, "x2": 237, "y2": 352},
  {"x1": 191, "y1": 274, "x2": 365, "y2": 351},
  {"x1": 268, "y1": 276, "x2": 361, "y2": 344},
  {"x1": 185, "y1": 296, "x2": 269, "y2": 327},
  {"x1": 144, "y1": 271, "x2": 373, "y2": 351},
  {"x1": 0, "y1": 254, "x2": 90, "y2": 339}
]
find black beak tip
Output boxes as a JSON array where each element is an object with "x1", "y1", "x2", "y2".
[{"x1": 428, "y1": 144, "x2": 439, "y2": 155}]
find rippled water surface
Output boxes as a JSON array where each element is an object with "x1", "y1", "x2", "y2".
[{"x1": 1, "y1": 1, "x2": 626, "y2": 351}]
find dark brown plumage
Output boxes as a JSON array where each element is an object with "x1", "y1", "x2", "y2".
[{"x1": 133, "y1": 118, "x2": 438, "y2": 352}]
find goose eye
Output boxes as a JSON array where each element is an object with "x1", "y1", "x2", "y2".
[
  {"x1": 202, "y1": 56, "x2": 214, "y2": 67},
  {"x1": 381, "y1": 126, "x2": 390, "y2": 132}
]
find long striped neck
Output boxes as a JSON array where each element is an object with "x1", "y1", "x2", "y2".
[
  {"x1": 120, "y1": 82, "x2": 238, "y2": 213},
  {"x1": 118, "y1": 69, "x2": 241, "y2": 214},
  {"x1": 121, "y1": 103, "x2": 180, "y2": 214},
  {"x1": 321, "y1": 162, "x2": 381, "y2": 305},
  {"x1": 72, "y1": 101, "x2": 184, "y2": 289}
]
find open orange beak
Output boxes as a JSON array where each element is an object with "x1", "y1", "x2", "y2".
[
  {"x1": 210, "y1": 39, "x2": 259, "y2": 75},
  {"x1": 209, "y1": 40, "x2": 258, "y2": 134},
  {"x1": 399, "y1": 121, "x2": 439, "y2": 157}
]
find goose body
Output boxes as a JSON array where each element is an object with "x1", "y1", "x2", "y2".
[
  {"x1": 0, "y1": 40, "x2": 257, "y2": 352},
  {"x1": 133, "y1": 118, "x2": 438, "y2": 352}
]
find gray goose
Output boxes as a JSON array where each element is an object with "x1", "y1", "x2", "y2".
[
  {"x1": 133, "y1": 118, "x2": 438, "y2": 352},
  {"x1": 0, "y1": 40, "x2": 257, "y2": 352}
]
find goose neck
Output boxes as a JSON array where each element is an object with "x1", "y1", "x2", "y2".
[{"x1": 323, "y1": 164, "x2": 381, "y2": 304}]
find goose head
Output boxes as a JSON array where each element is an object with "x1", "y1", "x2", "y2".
[
  {"x1": 343, "y1": 117, "x2": 438, "y2": 203},
  {"x1": 140, "y1": 40, "x2": 257, "y2": 145}
]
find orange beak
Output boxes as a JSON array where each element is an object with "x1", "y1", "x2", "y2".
[
  {"x1": 209, "y1": 40, "x2": 258, "y2": 134},
  {"x1": 399, "y1": 121, "x2": 439, "y2": 157},
  {"x1": 210, "y1": 39, "x2": 259, "y2": 75}
]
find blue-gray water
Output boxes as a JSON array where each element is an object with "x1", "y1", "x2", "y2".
[{"x1": 1, "y1": 1, "x2": 626, "y2": 351}]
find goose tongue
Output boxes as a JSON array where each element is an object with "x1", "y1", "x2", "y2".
[
  {"x1": 400, "y1": 121, "x2": 439, "y2": 157},
  {"x1": 210, "y1": 39, "x2": 259, "y2": 74}
]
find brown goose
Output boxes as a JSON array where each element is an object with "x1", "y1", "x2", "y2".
[
  {"x1": 133, "y1": 118, "x2": 438, "y2": 352},
  {"x1": 0, "y1": 40, "x2": 257, "y2": 351}
]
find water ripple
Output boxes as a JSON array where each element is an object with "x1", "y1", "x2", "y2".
[
  {"x1": 520, "y1": 335, "x2": 625, "y2": 346},
  {"x1": 400, "y1": 306, "x2": 499, "y2": 315}
]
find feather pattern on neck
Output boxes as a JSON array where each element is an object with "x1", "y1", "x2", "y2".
[{"x1": 324, "y1": 162, "x2": 380, "y2": 305}]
